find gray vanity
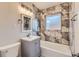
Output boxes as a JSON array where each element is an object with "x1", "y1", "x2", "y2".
[{"x1": 21, "y1": 36, "x2": 41, "y2": 57}]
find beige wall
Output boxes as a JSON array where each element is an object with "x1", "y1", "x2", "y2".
[
  {"x1": 74, "y1": 3, "x2": 79, "y2": 54},
  {"x1": 0, "y1": 3, "x2": 30, "y2": 47},
  {"x1": 0, "y1": 3, "x2": 19, "y2": 47},
  {"x1": 70, "y1": 2, "x2": 79, "y2": 54}
]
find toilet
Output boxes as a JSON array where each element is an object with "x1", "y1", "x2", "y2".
[{"x1": 0, "y1": 42, "x2": 21, "y2": 57}]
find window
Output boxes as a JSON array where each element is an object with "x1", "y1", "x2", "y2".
[{"x1": 46, "y1": 14, "x2": 61, "y2": 31}]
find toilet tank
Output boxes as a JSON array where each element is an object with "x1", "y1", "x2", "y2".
[{"x1": 0, "y1": 42, "x2": 21, "y2": 57}]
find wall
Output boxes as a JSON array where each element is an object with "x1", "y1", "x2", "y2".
[
  {"x1": 70, "y1": 2, "x2": 79, "y2": 54},
  {"x1": 0, "y1": 3, "x2": 18, "y2": 47},
  {"x1": 39, "y1": 3, "x2": 72, "y2": 45},
  {"x1": 0, "y1": 3, "x2": 34, "y2": 47}
]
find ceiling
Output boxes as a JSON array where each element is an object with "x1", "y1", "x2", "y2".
[
  {"x1": 23, "y1": 2, "x2": 62, "y2": 10},
  {"x1": 33, "y1": 2, "x2": 61, "y2": 9}
]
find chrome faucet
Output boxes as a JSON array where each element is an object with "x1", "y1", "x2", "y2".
[{"x1": 26, "y1": 33, "x2": 31, "y2": 37}]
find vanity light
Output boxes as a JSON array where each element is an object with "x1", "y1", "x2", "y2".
[{"x1": 18, "y1": 19, "x2": 22, "y2": 24}]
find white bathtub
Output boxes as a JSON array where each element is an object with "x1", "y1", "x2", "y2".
[{"x1": 40, "y1": 40, "x2": 72, "y2": 57}]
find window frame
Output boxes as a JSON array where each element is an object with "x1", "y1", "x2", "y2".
[{"x1": 45, "y1": 13, "x2": 62, "y2": 31}]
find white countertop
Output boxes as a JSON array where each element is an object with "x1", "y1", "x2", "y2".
[{"x1": 21, "y1": 36, "x2": 40, "y2": 41}]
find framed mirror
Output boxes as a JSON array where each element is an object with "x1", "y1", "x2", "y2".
[{"x1": 21, "y1": 14, "x2": 32, "y2": 32}]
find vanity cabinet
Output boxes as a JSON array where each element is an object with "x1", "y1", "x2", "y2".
[{"x1": 21, "y1": 36, "x2": 41, "y2": 57}]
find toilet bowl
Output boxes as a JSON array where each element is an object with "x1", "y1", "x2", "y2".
[{"x1": 0, "y1": 42, "x2": 21, "y2": 57}]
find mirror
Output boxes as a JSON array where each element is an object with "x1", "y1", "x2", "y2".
[{"x1": 21, "y1": 14, "x2": 32, "y2": 32}]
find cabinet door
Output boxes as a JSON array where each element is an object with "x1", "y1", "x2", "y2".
[{"x1": 34, "y1": 38, "x2": 40, "y2": 57}]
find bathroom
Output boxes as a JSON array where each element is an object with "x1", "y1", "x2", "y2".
[{"x1": 0, "y1": 2, "x2": 79, "y2": 57}]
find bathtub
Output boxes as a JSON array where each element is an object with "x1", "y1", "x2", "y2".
[{"x1": 40, "y1": 40, "x2": 72, "y2": 57}]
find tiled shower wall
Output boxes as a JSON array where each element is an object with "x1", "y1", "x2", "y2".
[{"x1": 38, "y1": 3, "x2": 72, "y2": 45}]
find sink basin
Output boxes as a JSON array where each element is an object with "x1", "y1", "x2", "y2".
[{"x1": 21, "y1": 36, "x2": 40, "y2": 41}]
